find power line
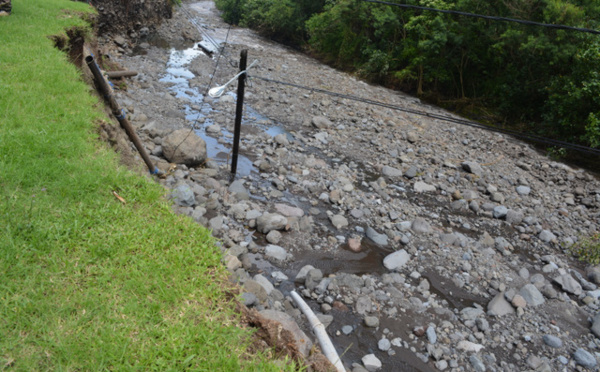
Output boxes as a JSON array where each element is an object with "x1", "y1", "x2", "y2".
[
  {"x1": 169, "y1": 11, "x2": 234, "y2": 162},
  {"x1": 180, "y1": 5, "x2": 238, "y2": 68},
  {"x1": 250, "y1": 75, "x2": 600, "y2": 156},
  {"x1": 362, "y1": 0, "x2": 600, "y2": 35}
]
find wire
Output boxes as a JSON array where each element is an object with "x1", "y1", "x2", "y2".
[
  {"x1": 250, "y1": 75, "x2": 600, "y2": 156},
  {"x1": 180, "y1": 5, "x2": 238, "y2": 68},
  {"x1": 362, "y1": 0, "x2": 600, "y2": 35},
  {"x1": 169, "y1": 11, "x2": 234, "y2": 162}
]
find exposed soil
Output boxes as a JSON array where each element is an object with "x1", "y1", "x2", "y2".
[{"x1": 89, "y1": 0, "x2": 172, "y2": 37}]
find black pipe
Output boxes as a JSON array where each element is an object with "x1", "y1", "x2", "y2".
[{"x1": 85, "y1": 55, "x2": 159, "y2": 175}]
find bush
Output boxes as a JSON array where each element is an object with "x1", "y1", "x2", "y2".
[{"x1": 571, "y1": 234, "x2": 600, "y2": 264}]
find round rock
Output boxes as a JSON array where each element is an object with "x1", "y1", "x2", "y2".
[
  {"x1": 573, "y1": 348, "x2": 597, "y2": 368},
  {"x1": 162, "y1": 129, "x2": 207, "y2": 166},
  {"x1": 362, "y1": 354, "x2": 382, "y2": 372},
  {"x1": 542, "y1": 334, "x2": 563, "y2": 348},
  {"x1": 378, "y1": 338, "x2": 391, "y2": 351},
  {"x1": 364, "y1": 316, "x2": 380, "y2": 328}
]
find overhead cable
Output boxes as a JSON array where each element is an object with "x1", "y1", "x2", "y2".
[
  {"x1": 251, "y1": 75, "x2": 600, "y2": 156},
  {"x1": 180, "y1": 5, "x2": 238, "y2": 67},
  {"x1": 362, "y1": 0, "x2": 600, "y2": 35}
]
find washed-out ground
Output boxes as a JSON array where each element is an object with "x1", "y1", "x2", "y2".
[{"x1": 98, "y1": 1, "x2": 600, "y2": 371}]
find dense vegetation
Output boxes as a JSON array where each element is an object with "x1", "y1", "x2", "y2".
[{"x1": 215, "y1": 0, "x2": 600, "y2": 149}]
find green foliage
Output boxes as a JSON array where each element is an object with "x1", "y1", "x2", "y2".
[
  {"x1": 219, "y1": 0, "x2": 600, "y2": 151},
  {"x1": 543, "y1": 36, "x2": 600, "y2": 146},
  {"x1": 215, "y1": 0, "x2": 244, "y2": 24},
  {"x1": 216, "y1": 0, "x2": 326, "y2": 45},
  {"x1": 570, "y1": 234, "x2": 600, "y2": 264}
]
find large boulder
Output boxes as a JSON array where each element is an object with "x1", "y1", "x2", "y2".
[
  {"x1": 162, "y1": 129, "x2": 207, "y2": 166},
  {"x1": 257, "y1": 213, "x2": 288, "y2": 234},
  {"x1": 258, "y1": 310, "x2": 313, "y2": 357}
]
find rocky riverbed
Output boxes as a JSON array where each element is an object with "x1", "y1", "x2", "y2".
[{"x1": 97, "y1": 1, "x2": 600, "y2": 371}]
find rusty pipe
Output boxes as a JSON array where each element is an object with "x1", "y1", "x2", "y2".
[
  {"x1": 106, "y1": 70, "x2": 138, "y2": 79},
  {"x1": 85, "y1": 55, "x2": 159, "y2": 175}
]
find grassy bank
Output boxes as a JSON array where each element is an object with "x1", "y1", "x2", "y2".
[{"x1": 0, "y1": 1, "x2": 291, "y2": 370}]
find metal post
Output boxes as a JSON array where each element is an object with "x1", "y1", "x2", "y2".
[{"x1": 231, "y1": 49, "x2": 247, "y2": 175}]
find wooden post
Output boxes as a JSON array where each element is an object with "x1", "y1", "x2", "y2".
[{"x1": 231, "y1": 50, "x2": 247, "y2": 175}]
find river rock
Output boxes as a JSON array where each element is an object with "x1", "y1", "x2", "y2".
[
  {"x1": 348, "y1": 238, "x2": 362, "y2": 252},
  {"x1": 553, "y1": 273, "x2": 583, "y2": 295},
  {"x1": 383, "y1": 249, "x2": 410, "y2": 271},
  {"x1": 273, "y1": 133, "x2": 289, "y2": 146},
  {"x1": 588, "y1": 266, "x2": 600, "y2": 285},
  {"x1": 414, "y1": 181, "x2": 436, "y2": 193},
  {"x1": 274, "y1": 203, "x2": 304, "y2": 217},
  {"x1": 460, "y1": 307, "x2": 484, "y2": 321},
  {"x1": 411, "y1": 217, "x2": 432, "y2": 233},
  {"x1": 382, "y1": 165, "x2": 402, "y2": 178},
  {"x1": 469, "y1": 355, "x2": 486, "y2": 372},
  {"x1": 505, "y1": 209, "x2": 524, "y2": 225},
  {"x1": 378, "y1": 338, "x2": 391, "y2": 351},
  {"x1": 259, "y1": 309, "x2": 313, "y2": 357},
  {"x1": 457, "y1": 341, "x2": 484, "y2": 353},
  {"x1": 406, "y1": 131, "x2": 419, "y2": 143},
  {"x1": 266, "y1": 230, "x2": 282, "y2": 244},
  {"x1": 312, "y1": 115, "x2": 332, "y2": 129},
  {"x1": 241, "y1": 292, "x2": 257, "y2": 306},
  {"x1": 265, "y1": 244, "x2": 290, "y2": 262},
  {"x1": 592, "y1": 313, "x2": 600, "y2": 338},
  {"x1": 244, "y1": 279, "x2": 268, "y2": 302},
  {"x1": 254, "y1": 274, "x2": 274, "y2": 295},
  {"x1": 493, "y1": 206, "x2": 508, "y2": 219},
  {"x1": 542, "y1": 334, "x2": 563, "y2": 348},
  {"x1": 364, "y1": 316, "x2": 379, "y2": 327},
  {"x1": 519, "y1": 284, "x2": 545, "y2": 306},
  {"x1": 573, "y1": 348, "x2": 597, "y2": 368},
  {"x1": 224, "y1": 254, "x2": 241, "y2": 271},
  {"x1": 305, "y1": 268, "x2": 323, "y2": 290},
  {"x1": 330, "y1": 214, "x2": 349, "y2": 229},
  {"x1": 462, "y1": 161, "x2": 483, "y2": 175},
  {"x1": 170, "y1": 182, "x2": 195, "y2": 207},
  {"x1": 228, "y1": 180, "x2": 249, "y2": 199},
  {"x1": 362, "y1": 354, "x2": 382, "y2": 371},
  {"x1": 257, "y1": 213, "x2": 288, "y2": 233},
  {"x1": 162, "y1": 129, "x2": 207, "y2": 166},
  {"x1": 404, "y1": 166, "x2": 418, "y2": 179},
  {"x1": 487, "y1": 292, "x2": 515, "y2": 316},
  {"x1": 539, "y1": 230, "x2": 556, "y2": 243},
  {"x1": 366, "y1": 227, "x2": 388, "y2": 246},
  {"x1": 426, "y1": 326, "x2": 437, "y2": 344},
  {"x1": 516, "y1": 185, "x2": 531, "y2": 196}
]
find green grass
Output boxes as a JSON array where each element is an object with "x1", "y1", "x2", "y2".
[{"x1": 0, "y1": 1, "x2": 295, "y2": 370}]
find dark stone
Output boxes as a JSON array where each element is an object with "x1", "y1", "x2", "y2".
[{"x1": 0, "y1": 0, "x2": 11, "y2": 15}]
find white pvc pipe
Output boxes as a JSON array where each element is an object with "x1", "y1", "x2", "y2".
[
  {"x1": 291, "y1": 291, "x2": 346, "y2": 372},
  {"x1": 208, "y1": 60, "x2": 259, "y2": 97}
]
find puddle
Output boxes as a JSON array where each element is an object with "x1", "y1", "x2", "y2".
[
  {"x1": 285, "y1": 239, "x2": 393, "y2": 277},
  {"x1": 157, "y1": 43, "x2": 258, "y2": 176}
]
